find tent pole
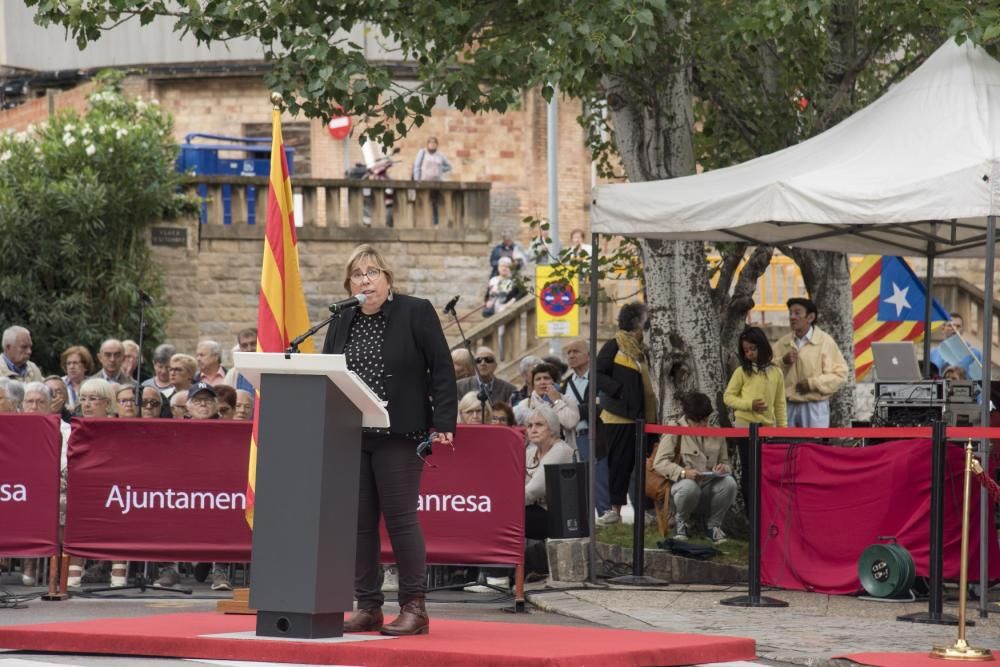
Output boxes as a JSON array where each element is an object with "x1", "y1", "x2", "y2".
[
  {"x1": 923, "y1": 243, "x2": 936, "y2": 376},
  {"x1": 979, "y1": 215, "x2": 996, "y2": 618},
  {"x1": 587, "y1": 232, "x2": 600, "y2": 584}
]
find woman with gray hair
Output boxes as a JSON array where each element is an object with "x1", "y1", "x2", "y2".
[
  {"x1": 524, "y1": 405, "x2": 575, "y2": 540},
  {"x1": 0, "y1": 377, "x2": 24, "y2": 412}
]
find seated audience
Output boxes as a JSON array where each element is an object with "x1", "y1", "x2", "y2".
[
  {"x1": 492, "y1": 401, "x2": 515, "y2": 426},
  {"x1": 456, "y1": 346, "x2": 517, "y2": 405},
  {"x1": 483, "y1": 257, "x2": 522, "y2": 317},
  {"x1": 140, "y1": 386, "x2": 170, "y2": 418},
  {"x1": 0, "y1": 378, "x2": 23, "y2": 412},
  {"x1": 187, "y1": 382, "x2": 220, "y2": 420},
  {"x1": 115, "y1": 383, "x2": 140, "y2": 418},
  {"x1": 509, "y1": 355, "x2": 541, "y2": 406},
  {"x1": 169, "y1": 353, "x2": 197, "y2": 393},
  {"x1": 21, "y1": 381, "x2": 52, "y2": 414},
  {"x1": 214, "y1": 384, "x2": 237, "y2": 419},
  {"x1": 652, "y1": 393, "x2": 736, "y2": 544},
  {"x1": 513, "y1": 363, "x2": 579, "y2": 449},
  {"x1": 44, "y1": 375, "x2": 73, "y2": 421},
  {"x1": 142, "y1": 344, "x2": 177, "y2": 399},
  {"x1": 170, "y1": 390, "x2": 189, "y2": 419},
  {"x1": 452, "y1": 348, "x2": 475, "y2": 381},
  {"x1": 234, "y1": 389, "x2": 255, "y2": 420},
  {"x1": 2, "y1": 325, "x2": 43, "y2": 383},
  {"x1": 458, "y1": 391, "x2": 493, "y2": 424},
  {"x1": 61, "y1": 345, "x2": 94, "y2": 409},
  {"x1": 524, "y1": 405, "x2": 576, "y2": 539},
  {"x1": 93, "y1": 339, "x2": 130, "y2": 385}
]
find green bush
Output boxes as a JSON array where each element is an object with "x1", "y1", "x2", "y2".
[{"x1": 0, "y1": 73, "x2": 193, "y2": 373}]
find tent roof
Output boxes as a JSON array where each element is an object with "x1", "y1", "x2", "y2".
[{"x1": 591, "y1": 40, "x2": 1000, "y2": 258}]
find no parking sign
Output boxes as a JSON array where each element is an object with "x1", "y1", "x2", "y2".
[{"x1": 535, "y1": 266, "x2": 579, "y2": 337}]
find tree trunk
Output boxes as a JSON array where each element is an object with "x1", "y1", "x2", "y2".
[{"x1": 785, "y1": 248, "x2": 856, "y2": 426}]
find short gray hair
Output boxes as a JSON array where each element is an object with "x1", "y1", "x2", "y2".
[
  {"x1": 197, "y1": 340, "x2": 222, "y2": 358},
  {"x1": 0, "y1": 378, "x2": 25, "y2": 409},
  {"x1": 2, "y1": 325, "x2": 29, "y2": 349},
  {"x1": 519, "y1": 355, "x2": 542, "y2": 374},
  {"x1": 23, "y1": 381, "x2": 51, "y2": 401},
  {"x1": 528, "y1": 405, "x2": 562, "y2": 439},
  {"x1": 152, "y1": 343, "x2": 176, "y2": 365}
]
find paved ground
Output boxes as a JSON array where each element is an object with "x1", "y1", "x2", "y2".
[{"x1": 1, "y1": 571, "x2": 998, "y2": 666}]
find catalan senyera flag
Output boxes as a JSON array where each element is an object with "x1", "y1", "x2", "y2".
[
  {"x1": 851, "y1": 255, "x2": 949, "y2": 380},
  {"x1": 245, "y1": 106, "x2": 315, "y2": 528}
]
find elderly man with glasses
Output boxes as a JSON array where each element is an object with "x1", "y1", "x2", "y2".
[
  {"x1": 91, "y1": 339, "x2": 130, "y2": 385},
  {"x1": 455, "y1": 346, "x2": 516, "y2": 406}
]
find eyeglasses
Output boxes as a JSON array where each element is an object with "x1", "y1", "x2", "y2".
[
  {"x1": 349, "y1": 267, "x2": 382, "y2": 284},
  {"x1": 117, "y1": 398, "x2": 136, "y2": 406},
  {"x1": 141, "y1": 399, "x2": 162, "y2": 408},
  {"x1": 79, "y1": 396, "x2": 108, "y2": 403},
  {"x1": 168, "y1": 367, "x2": 185, "y2": 373},
  {"x1": 462, "y1": 409, "x2": 483, "y2": 415},
  {"x1": 475, "y1": 356, "x2": 496, "y2": 364},
  {"x1": 189, "y1": 397, "x2": 216, "y2": 406}
]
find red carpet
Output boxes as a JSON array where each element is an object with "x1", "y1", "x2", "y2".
[
  {"x1": 840, "y1": 652, "x2": 997, "y2": 666},
  {"x1": 0, "y1": 612, "x2": 755, "y2": 666}
]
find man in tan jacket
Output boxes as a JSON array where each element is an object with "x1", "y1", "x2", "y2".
[{"x1": 775, "y1": 298, "x2": 848, "y2": 428}]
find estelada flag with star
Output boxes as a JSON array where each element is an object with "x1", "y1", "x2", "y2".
[
  {"x1": 851, "y1": 255, "x2": 950, "y2": 380},
  {"x1": 245, "y1": 101, "x2": 315, "y2": 528}
]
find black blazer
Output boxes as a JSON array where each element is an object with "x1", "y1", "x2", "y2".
[
  {"x1": 322, "y1": 293, "x2": 457, "y2": 435},
  {"x1": 595, "y1": 337, "x2": 646, "y2": 420}
]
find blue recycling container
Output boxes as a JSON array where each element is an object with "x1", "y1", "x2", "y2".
[{"x1": 177, "y1": 133, "x2": 295, "y2": 225}]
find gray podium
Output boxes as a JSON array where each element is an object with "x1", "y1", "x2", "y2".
[{"x1": 234, "y1": 352, "x2": 389, "y2": 639}]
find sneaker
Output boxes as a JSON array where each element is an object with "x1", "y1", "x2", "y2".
[
  {"x1": 155, "y1": 566, "x2": 180, "y2": 587},
  {"x1": 210, "y1": 568, "x2": 232, "y2": 591},
  {"x1": 674, "y1": 520, "x2": 689, "y2": 542},
  {"x1": 381, "y1": 566, "x2": 398, "y2": 593},
  {"x1": 463, "y1": 583, "x2": 492, "y2": 593},
  {"x1": 596, "y1": 509, "x2": 621, "y2": 526},
  {"x1": 486, "y1": 576, "x2": 510, "y2": 591},
  {"x1": 21, "y1": 574, "x2": 36, "y2": 586},
  {"x1": 709, "y1": 526, "x2": 728, "y2": 545}
]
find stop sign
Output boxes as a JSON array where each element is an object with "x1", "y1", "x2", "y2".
[{"x1": 327, "y1": 113, "x2": 352, "y2": 140}]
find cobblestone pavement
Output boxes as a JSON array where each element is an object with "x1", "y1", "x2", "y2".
[{"x1": 528, "y1": 583, "x2": 1000, "y2": 666}]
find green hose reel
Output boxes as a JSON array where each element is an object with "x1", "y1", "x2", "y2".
[{"x1": 858, "y1": 539, "x2": 915, "y2": 599}]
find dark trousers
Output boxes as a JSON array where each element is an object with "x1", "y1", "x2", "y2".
[
  {"x1": 606, "y1": 422, "x2": 638, "y2": 507},
  {"x1": 525, "y1": 504, "x2": 549, "y2": 540},
  {"x1": 355, "y1": 433, "x2": 426, "y2": 609}
]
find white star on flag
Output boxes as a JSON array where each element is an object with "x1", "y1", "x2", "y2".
[{"x1": 884, "y1": 282, "x2": 911, "y2": 316}]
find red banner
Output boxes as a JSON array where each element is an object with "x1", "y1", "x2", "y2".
[
  {"x1": 63, "y1": 420, "x2": 524, "y2": 565},
  {"x1": 0, "y1": 414, "x2": 61, "y2": 556},
  {"x1": 381, "y1": 425, "x2": 525, "y2": 565},
  {"x1": 761, "y1": 439, "x2": 1000, "y2": 594}
]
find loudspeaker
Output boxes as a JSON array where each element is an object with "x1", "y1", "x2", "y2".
[{"x1": 544, "y1": 462, "x2": 590, "y2": 539}]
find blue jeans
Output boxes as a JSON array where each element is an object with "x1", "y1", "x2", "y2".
[{"x1": 577, "y1": 429, "x2": 610, "y2": 515}]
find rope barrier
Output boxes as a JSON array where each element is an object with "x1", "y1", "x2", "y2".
[
  {"x1": 973, "y1": 468, "x2": 1000, "y2": 505},
  {"x1": 643, "y1": 423, "x2": 1000, "y2": 440}
]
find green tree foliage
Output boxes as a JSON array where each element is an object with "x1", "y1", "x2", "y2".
[{"x1": 0, "y1": 73, "x2": 191, "y2": 373}]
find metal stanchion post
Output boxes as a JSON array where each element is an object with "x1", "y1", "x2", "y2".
[
  {"x1": 609, "y1": 419, "x2": 666, "y2": 586},
  {"x1": 929, "y1": 440, "x2": 992, "y2": 660},
  {"x1": 721, "y1": 423, "x2": 787, "y2": 607},
  {"x1": 899, "y1": 420, "x2": 961, "y2": 625}
]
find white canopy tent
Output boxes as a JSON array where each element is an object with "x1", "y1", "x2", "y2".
[{"x1": 589, "y1": 39, "x2": 999, "y2": 613}]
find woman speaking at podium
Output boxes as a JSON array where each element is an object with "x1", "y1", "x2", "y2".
[{"x1": 322, "y1": 244, "x2": 457, "y2": 636}]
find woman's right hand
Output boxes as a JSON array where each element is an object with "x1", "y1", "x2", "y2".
[{"x1": 752, "y1": 398, "x2": 767, "y2": 412}]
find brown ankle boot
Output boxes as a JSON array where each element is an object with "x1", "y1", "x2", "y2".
[
  {"x1": 343, "y1": 607, "x2": 384, "y2": 633},
  {"x1": 380, "y1": 598, "x2": 429, "y2": 636}
]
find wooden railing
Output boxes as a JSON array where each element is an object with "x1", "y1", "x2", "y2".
[{"x1": 181, "y1": 174, "x2": 491, "y2": 230}]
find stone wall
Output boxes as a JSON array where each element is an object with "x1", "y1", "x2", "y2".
[{"x1": 149, "y1": 215, "x2": 491, "y2": 361}]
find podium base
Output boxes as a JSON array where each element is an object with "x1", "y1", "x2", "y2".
[{"x1": 256, "y1": 610, "x2": 344, "y2": 639}]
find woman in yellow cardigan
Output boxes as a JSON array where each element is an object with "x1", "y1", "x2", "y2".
[{"x1": 724, "y1": 327, "x2": 787, "y2": 428}]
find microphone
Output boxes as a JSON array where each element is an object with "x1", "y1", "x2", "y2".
[
  {"x1": 138, "y1": 289, "x2": 154, "y2": 305},
  {"x1": 328, "y1": 292, "x2": 367, "y2": 313},
  {"x1": 444, "y1": 295, "x2": 460, "y2": 315}
]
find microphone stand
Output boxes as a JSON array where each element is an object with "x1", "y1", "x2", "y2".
[
  {"x1": 445, "y1": 302, "x2": 489, "y2": 424},
  {"x1": 285, "y1": 313, "x2": 338, "y2": 357},
  {"x1": 136, "y1": 297, "x2": 146, "y2": 385}
]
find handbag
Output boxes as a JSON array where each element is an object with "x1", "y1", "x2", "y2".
[{"x1": 645, "y1": 432, "x2": 682, "y2": 536}]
